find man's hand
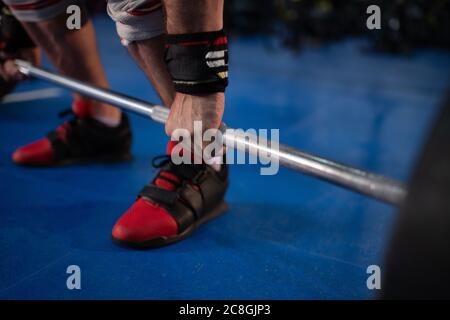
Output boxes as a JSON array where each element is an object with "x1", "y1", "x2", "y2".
[
  {"x1": 165, "y1": 92, "x2": 224, "y2": 154},
  {"x1": 163, "y1": 0, "x2": 226, "y2": 158}
]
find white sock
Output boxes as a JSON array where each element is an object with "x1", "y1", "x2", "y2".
[
  {"x1": 205, "y1": 156, "x2": 222, "y2": 172},
  {"x1": 93, "y1": 114, "x2": 121, "y2": 127}
]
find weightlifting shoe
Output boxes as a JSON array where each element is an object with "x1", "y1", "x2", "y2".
[
  {"x1": 12, "y1": 99, "x2": 132, "y2": 166},
  {"x1": 112, "y1": 142, "x2": 228, "y2": 248}
]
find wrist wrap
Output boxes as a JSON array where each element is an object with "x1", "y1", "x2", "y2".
[
  {"x1": 0, "y1": 5, "x2": 35, "y2": 54},
  {"x1": 165, "y1": 30, "x2": 228, "y2": 94}
]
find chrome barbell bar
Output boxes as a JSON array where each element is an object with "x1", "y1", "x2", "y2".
[{"x1": 15, "y1": 59, "x2": 408, "y2": 206}]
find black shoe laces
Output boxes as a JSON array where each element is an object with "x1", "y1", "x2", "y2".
[{"x1": 150, "y1": 155, "x2": 183, "y2": 187}]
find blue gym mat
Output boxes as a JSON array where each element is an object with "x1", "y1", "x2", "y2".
[{"x1": 1, "y1": 16, "x2": 450, "y2": 299}]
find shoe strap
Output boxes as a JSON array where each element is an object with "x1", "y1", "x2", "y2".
[{"x1": 139, "y1": 185, "x2": 178, "y2": 205}]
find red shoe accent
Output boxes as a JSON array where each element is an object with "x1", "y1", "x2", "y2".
[
  {"x1": 166, "y1": 140, "x2": 178, "y2": 155},
  {"x1": 12, "y1": 99, "x2": 93, "y2": 166},
  {"x1": 112, "y1": 142, "x2": 181, "y2": 243},
  {"x1": 112, "y1": 198, "x2": 178, "y2": 243},
  {"x1": 12, "y1": 137, "x2": 55, "y2": 165},
  {"x1": 72, "y1": 99, "x2": 93, "y2": 118}
]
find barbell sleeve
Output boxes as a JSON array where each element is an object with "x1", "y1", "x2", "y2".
[{"x1": 14, "y1": 59, "x2": 408, "y2": 206}]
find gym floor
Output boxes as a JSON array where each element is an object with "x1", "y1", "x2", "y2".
[{"x1": 1, "y1": 16, "x2": 450, "y2": 299}]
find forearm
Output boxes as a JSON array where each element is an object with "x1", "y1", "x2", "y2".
[
  {"x1": 162, "y1": 0, "x2": 227, "y2": 142},
  {"x1": 164, "y1": 0, "x2": 223, "y2": 34}
]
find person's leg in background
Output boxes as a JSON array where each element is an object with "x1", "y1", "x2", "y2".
[
  {"x1": 107, "y1": 0, "x2": 174, "y2": 106},
  {"x1": 20, "y1": 13, "x2": 121, "y2": 123},
  {"x1": 107, "y1": 0, "x2": 228, "y2": 248},
  {"x1": 3, "y1": 0, "x2": 131, "y2": 165},
  {"x1": 0, "y1": 2, "x2": 40, "y2": 98}
]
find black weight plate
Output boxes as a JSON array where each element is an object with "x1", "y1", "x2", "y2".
[{"x1": 381, "y1": 90, "x2": 450, "y2": 299}]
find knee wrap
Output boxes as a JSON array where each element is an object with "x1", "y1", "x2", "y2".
[{"x1": 165, "y1": 30, "x2": 228, "y2": 94}]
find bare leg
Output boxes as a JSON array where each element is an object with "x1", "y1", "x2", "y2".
[
  {"x1": 20, "y1": 13, "x2": 121, "y2": 123},
  {"x1": 126, "y1": 35, "x2": 175, "y2": 107}
]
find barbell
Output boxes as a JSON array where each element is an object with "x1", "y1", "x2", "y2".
[{"x1": 14, "y1": 59, "x2": 408, "y2": 206}]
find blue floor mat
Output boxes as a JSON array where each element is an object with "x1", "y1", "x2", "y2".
[{"x1": 1, "y1": 15, "x2": 449, "y2": 299}]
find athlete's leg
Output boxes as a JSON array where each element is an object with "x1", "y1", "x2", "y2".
[
  {"x1": 107, "y1": 0, "x2": 174, "y2": 107},
  {"x1": 5, "y1": 1, "x2": 132, "y2": 165},
  {"x1": 108, "y1": 0, "x2": 228, "y2": 248},
  {"x1": 4, "y1": 0, "x2": 120, "y2": 123},
  {"x1": 127, "y1": 36, "x2": 175, "y2": 106}
]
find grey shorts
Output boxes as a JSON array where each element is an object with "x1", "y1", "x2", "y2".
[{"x1": 3, "y1": 0, "x2": 165, "y2": 42}]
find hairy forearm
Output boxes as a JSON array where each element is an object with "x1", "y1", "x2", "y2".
[
  {"x1": 162, "y1": 0, "x2": 226, "y2": 141},
  {"x1": 164, "y1": 0, "x2": 223, "y2": 34}
]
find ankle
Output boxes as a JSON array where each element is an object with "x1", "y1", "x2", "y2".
[
  {"x1": 72, "y1": 99, "x2": 122, "y2": 126},
  {"x1": 92, "y1": 104, "x2": 122, "y2": 127}
]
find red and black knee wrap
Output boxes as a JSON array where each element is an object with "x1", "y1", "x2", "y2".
[{"x1": 165, "y1": 30, "x2": 228, "y2": 94}]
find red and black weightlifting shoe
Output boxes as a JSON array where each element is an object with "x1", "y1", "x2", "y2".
[
  {"x1": 12, "y1": 100, "x2": 132, "y2": 166},
  {"x1": 112, "y1": 142, "x2": 228, "y2": 248}
]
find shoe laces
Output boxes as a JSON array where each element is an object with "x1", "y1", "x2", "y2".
[{"x1": 53, "y1": 109, "x2": 79, "y2": 143}]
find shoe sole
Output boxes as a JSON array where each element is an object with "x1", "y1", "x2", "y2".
[{"x1": 112, "y1": 201, "x2": 229, "y2": 249}]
